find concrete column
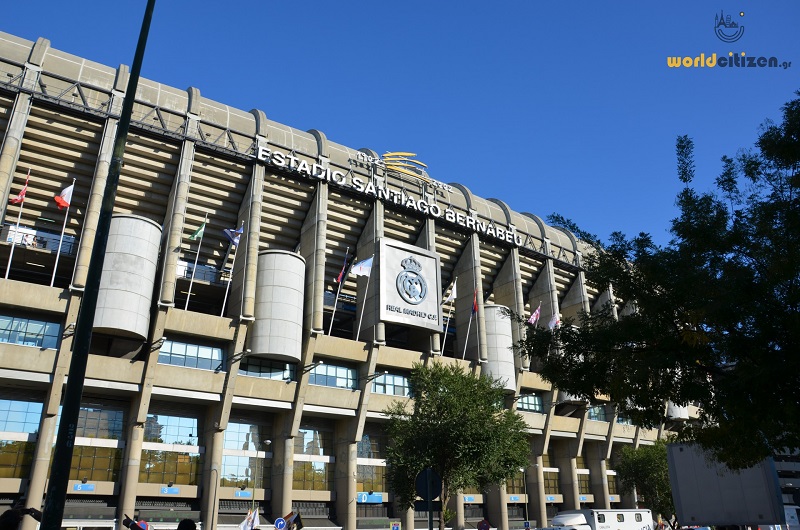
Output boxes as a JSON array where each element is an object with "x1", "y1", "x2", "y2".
[
  {"x1": 454, "y1": 234, "x2": 485, "y2": 362},
  {"x1": 158, "y1": 139, "x2": 195, "y2": 306},
  {"x1": 451, "y1": 491, "x2": 464, "y2": 530},
  {"x1": 411, "y1": 217, "x2": 440, "y2": 355},
  {"x1": 300, "y1": 183, "x2": 328, "y2": 334},
  {"x1": 355, "y1": 203, "x2": 384, "y2": 344},
  {"x1": 560, "y1": 252, "x2": 590, "y2": 321},
  {"x1": 485, "y1": 483, "x2": 508, "y2": 530},
  {"x1": 229, "y1": 165, "x2": 263, "y2": 319},
  {"x1": 402, "y1": 506, "x2": 414, "y2": 530},
  {"x1": 71, "y1": 64, "x2": 127, "y2": 289},
  {"x1": 590, "y1": 457, "x2": 611, "y2": 509},
  {"x1": 20, "y1": 293, "x2": 82, "y2": 530},
  {"x1": 493, "y1": 248, "x2": 527, "y2": 370},
  {"x1": 531, "y1": 454, "x2": 547, "y2": 529},
  {"x1": 528, "y1": 239, "x2": 559, "y2": 330},
  {"x1": 334, "y1": 429, "x2": 357, "y2": 530},
  {"x1": 0, "y1": 37, "x2": 48, "y2": 221},
  {"x1": 271, "y1": 424, "x2": 295, "y2": 521}
]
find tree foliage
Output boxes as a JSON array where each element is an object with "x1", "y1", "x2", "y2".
[
  {"x1": 615, "y1": 440, "x2": 676, "y2": 528},
  {"x1": 384, "y1": 361, "x2": 530, "y2": 530},
  {"x1": 516, "y1": 90, "x2": 800, "y2": 469}
]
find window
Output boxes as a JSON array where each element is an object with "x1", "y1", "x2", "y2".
[
  {"x1": 308, "y1": 363, "x2": 357, "y2": 390},
  {"x1": 617, "y1": 514, "x2": 625, "y2": 522},
  {"x1": 139, "y1": 450, "x2": 202, "y2": 485},
  {"x1": 578, "y1": 474, "x2": 591, "y2": 494},
  {"x1": 292, "y1": 460, "x2": 332, "y2": 491},
  {"x1": 356, "y1": 464, "x2": 386, "y2": 493},
  {"x1": 239, "y1": 357, "x2": 295, "y2": 381},
  {"x1": 144, "y1": 412, "x2": 199, "y2": 445},
  {"x1": 357, "y1": 432, "x2": 388, "y2": 459},
  {"x1": 371, "y1": 373, "x2": 410, "y2": 397},
  {"x1": 617, "y1": 411, "x2": 633, "y2": 425},
  {"x1": 295, "y1": 427, "x2": 333, "y2": 456},
  {"x1": 543, "y1": 472, "x2": 560, "y2": 494},
  {"x1": 598, "y1": 515, "x2": 606, "y2": 523},
  {"x1": 608, "y1": 475, "x2": 619, "y2": 495},
  {"x1": 635, "y1": 514, "x2": 643, "y2": 522},
  {"x1": 158, "y1": 339, "x2": 224, "y2": 371},
  {"x1": 0, "y1": 441, "x2": 35, "y2": 478},
  {"x1": 0, "y1": 398, "x2": 42, "y2": 433},
  {"x1": 517, "y1": 393, "x2": 544, "y2": 413},
  {"x1": 0, "y1": 314, "x2": 60, "y2": 349},
  {"x1": 220, "y1": 420, "x2": 272, "y2": 489},
  {"x1": 506, "y1": 470, "x2": 525, "y2": 494},
  {"x1": 76, "y1": 404, "x2": 125, "y2": 439},
  {"x1": 588, "y1": 405, "x2": 607, "y2": 421}
]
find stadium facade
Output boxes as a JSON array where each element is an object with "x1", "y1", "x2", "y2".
[{"x1": 0, "y1": 31, "x2": 692, "y2": 530}]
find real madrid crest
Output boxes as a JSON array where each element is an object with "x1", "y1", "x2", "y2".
[{"x1": 396, "y1": 256, "x2": 427, "y2": 305}]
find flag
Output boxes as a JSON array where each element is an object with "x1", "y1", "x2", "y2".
[
  {"x1": 527, "y1": 302, "x2": 541, "y2": 325},
  {"x1": 443, "y1": 281, "x2": 457, "y2": 304},
  {"x1": 10, "y1": 173, "x2": 29, "y2": 205},
  {"x1": 548, "y1": 313, "x2": 560, "y2": 330},
  {"x1": 239, "y1": 508, "x2": 259, "y2": 530},
  {"x1": 224, "y1": 224, "x2": 244, "y2": 245},
  {"x1": 189, "y1": 221, "x2": 206, "y2": 241},
  {"x1": 335, "y1": 252, "x2": 349, "y2": 283},
  {"x1": 351, "y1": 256, "x2": 373, "y2": 277},
  {"x1": 471, "y1": 288, "x2": 478, "y2": 315},
  {"x1": 284, "y1": 511, "x2": 302, "y2": 530},
  {"x1": 54, "y1": 183, "x2": 74, "y2": 209}
]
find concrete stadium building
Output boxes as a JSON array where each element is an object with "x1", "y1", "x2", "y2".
[{"x1": 0, "y1": 31, "x2": 687, "y2": 530}]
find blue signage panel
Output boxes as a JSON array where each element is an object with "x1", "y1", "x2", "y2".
[
  {"x1": 579, "y1": 495, "x2": 587, "y2": 501},
  {"x1": 509, "y1": 495, "x2": 520, "y2": 502},
  {"x1": 73, "y1": 484, "x2": 95, "y2": 492},
  {"x1": 160, "y1": 487, "x2": 180, "y2": 495},
  {"x1": 274, "y1": 518, "x2": 286, "y2": 530},
  {"x1": 463, "y1": 495, "x2": 475, "y2": 502},
  {"x1": 391, "y1": 523, "x2": 401, "y2": 530},
  {"x1": 357, "y1": 492, "x2": 384, "y2": 503},
  {"x1": 524, "y1": 522, "x2": 531, "y2": 529},
  {"x1": 546, "y1": 495, "x2": 556, "y2": 502},
  {"x1": 234, "y1": 490, "x2": 252, "y2": 498}
]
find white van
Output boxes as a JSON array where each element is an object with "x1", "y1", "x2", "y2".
[{"x1": 542, "y1": 509, "x2": 654, "y2": 530}]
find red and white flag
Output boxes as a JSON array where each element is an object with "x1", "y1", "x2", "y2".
[
  {"x1": 54, "y1": 183, "x2": 74, "y2": 209},
  {"x1": 9, "y1": 170, "x2": 29, "y2": 205},
  {"x1": 527, "y1": 302, "x2": 541, "y2": 325}
]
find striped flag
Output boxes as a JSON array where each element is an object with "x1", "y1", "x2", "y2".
[
  {"x1": 9, "y1": 170, "x2": 29, "y2": 205},
  {"x1": 351, "y1": 256, "x2": 373, "y2": 277},
  {"x1": 471, "y1": 288, "x2": 478, "y2": 315},
  {"x1": 527, "y1": 302, "x2": 541, "y2": 325},
  {"x1": 223, "y1": 224, "x2": 244, "y2": 245}
]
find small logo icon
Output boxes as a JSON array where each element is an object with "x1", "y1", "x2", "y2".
[
  {"x1": 396, "y1": 256, "x2": 427, "y2": 305},
  {"x1": 715, "y1": 10, "x2": 744, "y2": 43}
]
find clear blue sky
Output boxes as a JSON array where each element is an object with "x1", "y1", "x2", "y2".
[{"x1": 4, "y1": 1, "x2": 799, "y2": 246}]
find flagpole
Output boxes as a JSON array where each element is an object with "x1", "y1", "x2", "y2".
[
  {"x1": 354, "y1": 255, "x2": 374, "y2": 342},
  {"x1": 50, "y1": 177, "x2": 76, "y2": 287},
  {"x1": 328, "y1": 247, "x2": 349, "y2": 335},
  {"x1": 439, "y1": 275, "x2": 457, "y2": 353},
  {"x1": 185, "y1": 213, "x2": 207, "y2": 310},
  {"x1": 461, "y1": 313, "x2": 473, "y2": 360},
  {"x1": 4, "y1": 190, "x2": 25, "y2": 280},
  {"x1": 221, "y1": 243, "x2": 238, "y2": 317}
]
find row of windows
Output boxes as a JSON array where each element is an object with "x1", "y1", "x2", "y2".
[
  {"x1": 158, "y1": 339, "x2": 224, "y2": 371},
  {"x1": 144, "y1": 413, "x2": 199, "y2": 445},
  {"x1": 0, "y1": 314, "x2": 60, "y2": 349}
]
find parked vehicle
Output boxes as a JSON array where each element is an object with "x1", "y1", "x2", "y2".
[{"x1": 541, "y1": 509, "x2": 654, "y2": 530}]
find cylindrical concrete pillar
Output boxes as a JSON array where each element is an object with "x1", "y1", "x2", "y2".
[
  {"x1": 484, "y1": 304, "x2": 517, "y2": 393},
  {"x1": 250, "y1": 250, "x2": 305, "y2": 362},
  {"x1": 93, "y1": 214, "x2": 162, "y2": 339}
]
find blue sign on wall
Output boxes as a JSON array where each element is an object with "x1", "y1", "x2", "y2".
[
  {"x1": 161, "y1": 486, "x2": 180, "y2": 495},
  {"x1": 234, "y1": 490, "x2": 252, "y2": 498},
  {"x1": 464, "y1": 495, "x2": 475, "y2": 502},
  {"x1": 357, "y1": 492, "x2": 383, "y2": 503},
  {"x1": 579, "y1": 495, "x2": 587, "y2": 501},
  {"x1": 509, "y1": 495, "x2": 520, "y2": 502},
  {"x1": 73, "y1": 484, "x2": 95, "y2": 492},
  {"x1": 546, "y1": 495, "x2": 556, "y2": 501}
]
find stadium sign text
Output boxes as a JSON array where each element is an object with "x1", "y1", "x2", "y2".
[{"x1": 255, "y1": 146, "x2": 522, "y2": 246}]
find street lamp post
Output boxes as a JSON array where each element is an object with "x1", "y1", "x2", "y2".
[{"x1": 520, "y1": 467, "x2": 529, "y2": 525}]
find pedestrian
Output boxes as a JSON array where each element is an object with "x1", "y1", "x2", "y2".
[{"x1": 0, "y1": 507, "x2": 41, "y2": 530}]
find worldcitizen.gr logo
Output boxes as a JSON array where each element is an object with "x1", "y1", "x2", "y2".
[{"x1": 714, "y1": 9, "x2": 744, "y2": 43}]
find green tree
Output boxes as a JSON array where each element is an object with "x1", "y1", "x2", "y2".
[
  {"x1": 615, "y1": 440, "x2": 676, "y2": 529},
  {"x1": 516, "y1": 90, "x2": 800, "y2": 469},
  {"x1": 384, "y1": 361, "x2": 530, "y2": 530}
]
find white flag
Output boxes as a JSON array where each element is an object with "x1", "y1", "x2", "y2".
[
  {"x1": 548, "y1": 313, "x2": 560, "y2": 330},
  {"x1": 351, "y1": 256, "x2": 373, "y2": 277},
  {"x1": 443, "y1": 281, "x2": 457, "y2": 304}
]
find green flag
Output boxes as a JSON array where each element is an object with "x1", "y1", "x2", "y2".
[{"x1": 189, "y1": 222, "x2": 206, "y2": 241}]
